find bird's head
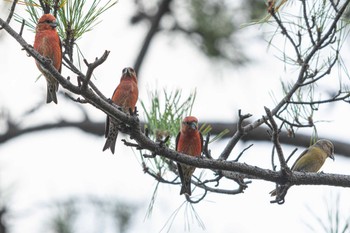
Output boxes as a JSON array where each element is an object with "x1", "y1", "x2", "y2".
[
  {"x1": 181, "y1": 116, "x2": 199, "y2": 133},
  {"x1": 37, "y1": 14, "x2": 58, "y2": 30},
  {"x1": 121, "y1": 67, "x2": 137, "y2": 82},
  {"x1": 316, "y1": 139, "x2": 335, "y2": 161}
]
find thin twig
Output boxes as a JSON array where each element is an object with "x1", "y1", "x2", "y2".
[
  {"x1": 19, "y1": 19, "x2": 25, "y2": 36},
  {"x1": 301, "y1": 0, "x2": 316, "y2": 46},
  {"x1": 81, "y1": 51, "x2": 110, "y2": 91},
  {"x1": 63, "y1": 55, "x2": 107, "y2": 100},
  {"x1": 219, "y1": 109, "x2": 252, "y2": 160},
  {"x1": 270, "y1": 9, "x2": 303, "y2": 64},
  {"x1": 234, "y1": 144, "x2": 253, "y2": 162},
  {"x1": 265, "y1": 107, "x2": 289, "y2": 172},
  {"x1": 203, "y1": 133, "x2": 212, "y2": 159},
  {"x1": 285, "y1": 148, "x2": 298, "y2": 164},
  {"x1": 0, "y1": 0, "x2": 18, "y2": 30}
]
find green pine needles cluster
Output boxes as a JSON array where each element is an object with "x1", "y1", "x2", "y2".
[
  {"x1": 18, "y1": 0, "x2": 116, "y2": 38},
  {"x1": 15, "y1": 0, "x2": 117, "y2": 60},
  {"x1": 139, "y1": 89, "x2": 227, "y2": 228}
]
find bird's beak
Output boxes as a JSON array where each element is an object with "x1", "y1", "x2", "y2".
[
  {"x1": 329, "y1": 153, "x2": 335, "y2": 161},
  {"x1": 123, "y1": 68, "x2": 131, "y2": 76},
  {"x1": 189, "y1": 122, "x2": 197, "y2": 130},
  {"x1": 49, "y1": 20, "x2": 57, "y2": 28}
]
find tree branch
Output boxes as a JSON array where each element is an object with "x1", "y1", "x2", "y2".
[
  {"x1": 81, "y1": 51, "x2": 110, "y2": 91},
  {"x1": 1, "y1": 119, "x2": 350, "y2": 159},
  {"x1": 219, "y1": 110, "x2": 252, "y2": 160},
  {"x1": 265, "y1": 107, "x2": 289, "y2": 171},
  {"x1": 2, "y1": 2, "x2": 350, "y2": 203},
  {"x1": 0, "y1": 0, "x2": 18, "y2": 30}
]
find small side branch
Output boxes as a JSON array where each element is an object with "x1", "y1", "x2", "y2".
[
  {"x1": 81, "y1": 50, "x2": 110, "y2": 91},
  {"x1": 0, "y1": 0, "x2": 18, "y2": 30},
  {"x1": 234, "y1": 144, "x2": 253, "y2": 162},
  {"x1": 63, "y1": 55, "x2": 107, "y2": 100},
  {"x1": 219, "y1": 110, "x2": 252, "y2": 160},
  {"x1": 270, "y1": 7, "x2": 303, "y2": 64},
  {"x1": 265, "y1": 107, "x2": 289, "y2": 172},
  {"x1": 203, "y1": 133, "x2": 212, "y2": 159}
]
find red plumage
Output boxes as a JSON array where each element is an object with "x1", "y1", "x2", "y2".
[
  {"x1": 34, "y1": 14, "x2": 62, "y2": 104},
  {"x1": 176, "y1": 116, "x2": 203, "y2": 196},
  {"x1": 103, "y1": 67, "x2": 139, "y2": 154}
]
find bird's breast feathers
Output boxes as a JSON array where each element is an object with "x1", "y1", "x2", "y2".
[{"x1": 177, "y1": 134, "x2": 202, "y2": 156}]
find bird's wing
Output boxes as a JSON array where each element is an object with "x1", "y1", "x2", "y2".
[
  {"x1": 291, "y1": 147, "x2": 309, "y2": 170},
  {"x1": 104, "y1": 115, "x2": 110, "y2": 138},
  {"x1": 177, "y1": 162, "x2": 185, "y2": 185},
  {"x1": 175, "y1": 132, "x2": 185, "y2": 183},
  {"x1": 175, "y1": 132, "x2": 180, "y2": 151},
  {"x1": 58, "y1": 37, "x2": 62, "y2": 73}
]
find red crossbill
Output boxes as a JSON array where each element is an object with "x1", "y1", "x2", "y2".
[
  {"x1": 34, "y1": 14, "x2": 62, "y2": 104},
  {"x1": 103, "y1": 67, "x2": 138, "y2": 154},
  {"x1": 270, "y1": 139, "x2": 334, "y2": 196},
  {"x1": 176, "y1": 116, "x2": 203, "y2": 196}
]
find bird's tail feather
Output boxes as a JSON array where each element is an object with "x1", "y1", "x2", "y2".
[
  {"x1": 180, "y1": 179, "x2": 192, "y2": 196},
  {"x1": 46, "y1": 82, "x2": 58, "y2": 104},
  {"x1": 269, "y1": 189, "x2": 277, "y2": 196},
  {"x1": 103, "y1": 127, "x2": 118, "y2": 154}
]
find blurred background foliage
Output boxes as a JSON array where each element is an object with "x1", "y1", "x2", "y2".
[
  {"x1": 131, "y1": 0, "x2": 268, "y2": 66},
  {"x1": 43, "y1": 197, "x2": 136, "y2": 233},
  {"x1": 14, "y1": 0, "x2": 117, "y2": 61}
]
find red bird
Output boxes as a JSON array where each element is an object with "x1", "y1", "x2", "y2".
[
  {"x1": 176, "y1": 116, "x2": 203, "y2": 196},
  {"x1": 103, "y1": 67, "x2": 138, "y2": 154},
  {"x1": 34, "y1": 14, "x2": 62, "y2": 104}
]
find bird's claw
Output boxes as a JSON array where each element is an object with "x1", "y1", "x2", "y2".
[
  {"x1": 129, "y1": 106, "x2": 138, "y2": 116},
  {"x1": 157, "y1": 135, "x2": 170, "y2": 147}
]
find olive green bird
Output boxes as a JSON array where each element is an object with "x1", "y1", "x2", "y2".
[{"x1": 270, "y1": 139, "x2": 334, "y2": 196}]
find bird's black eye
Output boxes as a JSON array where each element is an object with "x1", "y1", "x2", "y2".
[
  {"x1": 182, "y1": 121, "x2": 190, "y2": 126},
  {"x1": 46, "y1": 20, "x2": 51, "y2": 23},
  {"x1": 122, "y1": 68, "x2": 127, "y2": 73},
  {"x1": 184, "y1": 121, "x2": 196, "y2": 126}
]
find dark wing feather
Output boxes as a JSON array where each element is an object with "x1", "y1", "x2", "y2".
[
  {"x1": 177, "y1": 162, "x2": 185, "y2": 185},
  {"x1": 175, "y1": 132, "x2": 180, "y2": 151},
  {"x1": 175, "y1": 132, "x2": 184, "y2": 183},
  {"x1": 58, "y1": 37, "x2": 62, "y2": 73},
  {"x1": 104, "y1": 115, "x2": 109, "y2": 138}
]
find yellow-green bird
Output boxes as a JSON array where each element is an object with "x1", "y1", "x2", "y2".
[{"x1": 270, "y1": 139, "x2": 334, "y2": 196}]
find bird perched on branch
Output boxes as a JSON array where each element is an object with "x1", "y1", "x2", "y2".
[
  {"x1": 103, "y1": 67, "x2": 138, "y2": 154},
  {"x1": 176, "y1": 116, "x2": 203, "y2": 196},
  {"x1": 34, "y1": 13, "x2": 62, "y2": 104},
  {"x1": 270, "y1": 139, "x2": 334, "y2": 196}
]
